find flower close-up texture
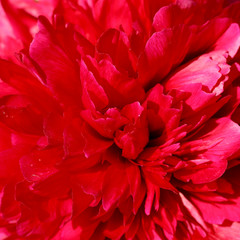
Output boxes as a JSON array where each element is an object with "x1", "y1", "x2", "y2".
[{"x1": 0, "y1": 0, "x2": 240, "y2": 239}]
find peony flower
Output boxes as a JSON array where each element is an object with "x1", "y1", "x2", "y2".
[{"x1": 0, "y1": 0, "x2": 240, "y2": 239}]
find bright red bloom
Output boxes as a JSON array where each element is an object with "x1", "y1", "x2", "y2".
[{"x1": 0, "y1": 0, "x2": 240, "y2": 239}]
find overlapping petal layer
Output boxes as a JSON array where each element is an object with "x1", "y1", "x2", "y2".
[{"x1": 0, "y1": 0, "x2": 240, "y2": 239}]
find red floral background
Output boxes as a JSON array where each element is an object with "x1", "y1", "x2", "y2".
[{"x1": 0, "y1": 0, "x2": 240, "y2": 239}]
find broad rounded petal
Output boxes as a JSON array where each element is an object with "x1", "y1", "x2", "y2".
[
  {"x1": 213, "y1": 23, "x2": 240, "y2": 58},
  {"x1": 19, "y1": 147, "x2": 62, "y2": 182},
  {"x1": 190, "y1": 193, "x2": 240, "y2": 224},
  {"x1": 54, "y1": 221, "x2": 82, "y2": 239},
  {"x1": 153, "y1": 4, "x2": 193, "y2": 31},
  {"x1": 212, "y1": 222, "x2": 240, "y2": 240},
  {"x1": 92, "y1": 59, "x2": 145, "y2": 108},
  {"x1": 63, "y1": 117, "x2": 113, "y2": 158},
  {"x1": 93, "y1": 0, "x2": 133, "y2": 35},
  {"x1": 165, "y1": 54, "x2": 224, "y2": 93},
  {"x1": 0, "y1": 5, "x2": 23, "y2": 60},
  {"x1": 0, "y1": 59, "x2": 59, "y2": 113},
  {"x1": 1, "y1": 0, "x2": 33, "y2": 45},
  {"x1": 30, "y1": 17, "x2": 81, "y2": 107},
  {"x1": 97, "y1": 29, "x2": 136, "y2": 76},
  {"x1": 81, "y1": 123, "x2": 113, "y2": 158},
  {"x1": 8, "y1": 0, "x2": 55, "y2": 19},
  {"x1": 193, "y1": 118, "x2": 240, "y2": 160},
  {"x1": 175, "y1": 118, "x2": 240, "y2": 184},
  {"x1": 32, "y1": 172, "x2": 70, "y2": 197},
  {"x1": 102, "y1": 164, "x2": 129, "y2": 211},
  {"x1": 138, "y1": 26, "x2": 192, "y2": 89},
  {"x1": 0, "y1": 105, "x2": 43, "y2": 135}
]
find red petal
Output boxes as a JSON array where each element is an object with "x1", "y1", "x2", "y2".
[
  {"x1": 175, "y1": 118, "x2": 240, "y2": 184},
  {"x1": 190, "y1": 193, "x2": 240, "y2": 224},
  {"x1": 115, "y1": 102, "x2": 149, "y2": 159},
  {"x1": 93, "y1": 0, "x2": 132, "y2": 35},
  {"x1": 0, "y1": 105, "x2": 43, "y2": 135},
  {"x1": 30, "y1": 17, "x2": 81, "y2": 107},
  {"x1": 1, "y1": 183, "x2": 20, "y2": 220},
  {"x1": 165, "y1": 53, "x2": 224, "y2": 94},
  {"x1": 72, "y1": 185, "x2": 95, "y2": 216},
  {"x1": 82, "y1": 123, "x2": 113, "y2": 158},
  {"x1": 80, "y1": 59, "x2": 108, "y2": 111},
  {"x1": 97, "y1": 29, "x2": 136, "y2": 76},
  {"x1": 56, "y1": 221, "x2": 82, "y2": 239},
  {"x1": 33, "y1": 172, "x2": 70, "y2": 197},
  {"x1": 144, "y1": 84, "x2": 182, "y2": 135},
  {"x1": 20, "y1": 147, "x2": 62, "y2": 182},
  {"x1": 0, "y1": 59, "x2": 59, "y2": 114},
  {"x1": 1, "y1": 0, "x2": 33, "y2": 45},
  {"x1": 43, "y1": 112, "x2": 64, "y2": 145},
  {"x1": 80, "y1": 108, "x2": 128, "y2": 138},
  {"x1": 92, "y1": 58, "x2": 145, "y2": 108},
  {"x1": 213, "y1": 23, "x2": 240, "y2": 58},
  {"x1": 138, "y1": 26, "x2": 192, "y2": 89},
  {"x1": 102, "y1": 164, "x2": 129, "y2": 211}
]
